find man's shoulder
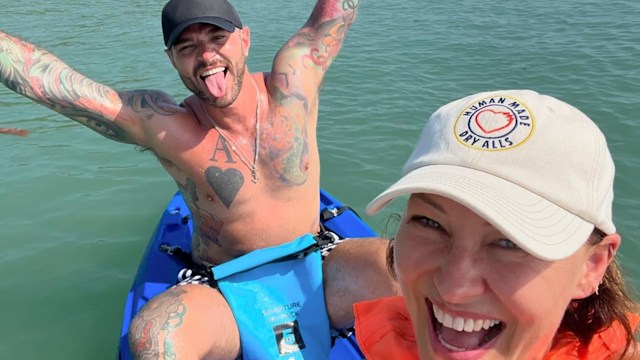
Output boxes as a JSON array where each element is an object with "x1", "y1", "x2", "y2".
[
  {"x1": 178, "y1": 95, "x2": 205, "y2": 118},
  {"x1": 180, "y1": 94, "x2": 198, "y2": 108}
]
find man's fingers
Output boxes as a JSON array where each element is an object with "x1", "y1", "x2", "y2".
[{"x1": 0, "y1": 127, "x2": 29, "y2": 137}]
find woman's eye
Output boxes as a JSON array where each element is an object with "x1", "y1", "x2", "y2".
[
  {"x1": 411, "y1": 216, "x2": 441, "y2": 229},
  {"x1": 495, "y1": 238, "x2": 520, "y2": 250}
]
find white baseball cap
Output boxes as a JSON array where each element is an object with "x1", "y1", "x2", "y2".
[{"x1": 366, "y1": 90, "x2": 616, "y2": 260}]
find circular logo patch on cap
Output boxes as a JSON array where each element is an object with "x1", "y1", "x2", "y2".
[{"x1": 454, "y1": 95, "x2": 535, "y2": 151}]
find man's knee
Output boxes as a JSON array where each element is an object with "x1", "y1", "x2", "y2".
[
  {"x1": 128, "y1": 284, "x2": 241, "y2": 360},
  {"x1": 323, "y1": 237, "x2": 400, "y2": 328},
  {"x1": 128, "y1": 285, "x2": 189, "y2": 359},
  {"x1": 324, "y1": 237, "x2": 399, "y2": 297}
]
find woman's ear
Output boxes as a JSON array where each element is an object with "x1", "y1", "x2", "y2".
[{"x1": 573, "y1": 233, "x2": 621, "y2": 299}]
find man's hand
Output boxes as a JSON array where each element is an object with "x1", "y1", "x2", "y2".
[{"x1": 0, "y1": 127, "x2": 29, "y2": 137}]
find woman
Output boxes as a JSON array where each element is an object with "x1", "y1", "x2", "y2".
[{"x1": 354, "y1": 90, "x2": 640, "y2": 359}]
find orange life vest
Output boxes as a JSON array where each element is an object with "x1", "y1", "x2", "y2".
[{"x1": 354, "y1": 296, "x2": 639, "y2": 360}]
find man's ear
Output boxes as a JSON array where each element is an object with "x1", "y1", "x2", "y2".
[
  {"x1": 573, "y1": 233, "x2": 621, "y2": 299},
  {"x1": 241, "y1": 26, "x2": 250, "y2": 57},
  {"x1": 166, "y1": 48, "x2": 177, "y2": 68}
]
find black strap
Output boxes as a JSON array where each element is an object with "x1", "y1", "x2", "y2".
[
  {"x1": 316, "y1": 223, "x2": 340, "y2": 243},
  {"x1": 159, "y1": 244, "x2": 193, "y2": 264},
  {"x1": 159, "y1": 244, "x2": 214, "y2": 279},
  {"x1": 320, "y1": 206, "x2": 355, "y2": 222}
]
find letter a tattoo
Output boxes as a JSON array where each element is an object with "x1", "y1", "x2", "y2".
[{"x1": 210, "y1": 136, "x2": 237, "y2": 164}]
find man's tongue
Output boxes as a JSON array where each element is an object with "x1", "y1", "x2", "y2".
[
  {"x1": 204, "y1": 71, "x2": 226, "y2": 97},
  {"x1": 439, "y1": 326, "x2": 488, "y2": 350}
]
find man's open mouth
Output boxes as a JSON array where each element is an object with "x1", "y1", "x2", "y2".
[
  {"x1": 200, "y1": 67, "x2": 228, "y2": 97},
  {"x1": 431, "y1": 302, "x2": 504, "y2": 351},
  {"x1": 200, "y1": 66, "x2": 227, "y2": 80}
]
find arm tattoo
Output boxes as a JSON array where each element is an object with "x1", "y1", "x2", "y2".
[
  {"x1": 1, "y1": 32, "x2": 177, "y2": 143},
  {"x1": 1, "y1": 34, "x2": 117, "y2": 111},
  {"x1": 118, "y1": 90, "x2": 178, "y2": 121},
  {"x1": 257, "y1": 1, "x2": 361, "y2": 185},
  {"x1": 296, "y1": 0, "x2": 361, "y2": 71},
  {"x1": 296, "y1": 20, "x2": 346, "y2": 72},
  {"x1": 62, "y1": 107, "x2": 131, "y2": 143}
]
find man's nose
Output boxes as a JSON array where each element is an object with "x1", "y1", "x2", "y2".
[{"x1": 199, "y1": 44, "x2": 220, "y2": 62}]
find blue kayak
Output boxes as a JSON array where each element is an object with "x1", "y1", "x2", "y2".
[{"x1": 118, "y1": 189, "x2": 375, "y2": 359}]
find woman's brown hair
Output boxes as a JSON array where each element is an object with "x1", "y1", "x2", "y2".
[{"x1": 558, "y1": 229, "x2": 639, "y2": 357}]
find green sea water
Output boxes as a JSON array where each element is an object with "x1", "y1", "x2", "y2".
[{"x1": 1, "y1": 0, "x2": 639, "y2": 358}]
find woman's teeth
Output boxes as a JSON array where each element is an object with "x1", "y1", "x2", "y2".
[{"x1": 433, "y1": 303, "x2": 501, "y2": 332}]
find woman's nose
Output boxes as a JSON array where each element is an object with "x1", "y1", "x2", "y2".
[{"x1": 433, "y1": 249, "x2": 487, "y2": 304}]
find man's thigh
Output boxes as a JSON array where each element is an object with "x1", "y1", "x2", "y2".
[{"x1": 128, "y1": 284, "x2": 241, "y2": 360}]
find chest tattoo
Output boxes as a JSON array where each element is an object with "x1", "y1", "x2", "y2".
[{"x1": 204, "y1": 166, "x2": 243, "y2": 209}]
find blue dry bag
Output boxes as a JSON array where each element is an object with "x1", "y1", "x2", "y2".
[{"x1": 212, "y1": 234, "x2": 331, "y2": 359}]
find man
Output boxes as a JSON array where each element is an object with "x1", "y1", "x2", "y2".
[{"x1": 0, "y1": 0, "x2": 398, "y2": 358}]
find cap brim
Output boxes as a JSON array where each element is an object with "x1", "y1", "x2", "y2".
[
  {"x1": 366, "y1": 165, "x2": 594, "y2": 261},
  {"x1": 166, "y1": 17, "x2": 237, "y2": 48}
]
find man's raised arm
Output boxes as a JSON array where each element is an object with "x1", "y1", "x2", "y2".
[
  {"x1": 0, "y1": 31, "x2": 177, "y2": 146},
  {"x1": 269, "y1": 0, "x2": 361, "y2": 97}
]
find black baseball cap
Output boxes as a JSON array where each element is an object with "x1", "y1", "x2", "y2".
[{"x1": 162, "y1": 0, "x2": 243, "y2": 48}]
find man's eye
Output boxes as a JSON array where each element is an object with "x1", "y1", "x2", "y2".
[
  {"x1": 177, "y1": 44, "x2": 195, "y2": 52},
  {"x1": 411, "y1": 216, "x2": 441, "y2": 229},
  {"x1": 211, "y1": 34, "x2": 228, "y2": 44}
]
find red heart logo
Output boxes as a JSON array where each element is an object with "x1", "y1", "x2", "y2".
[{"x1": 474, "y1": 109, "x2": 515, "y2": 134}]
